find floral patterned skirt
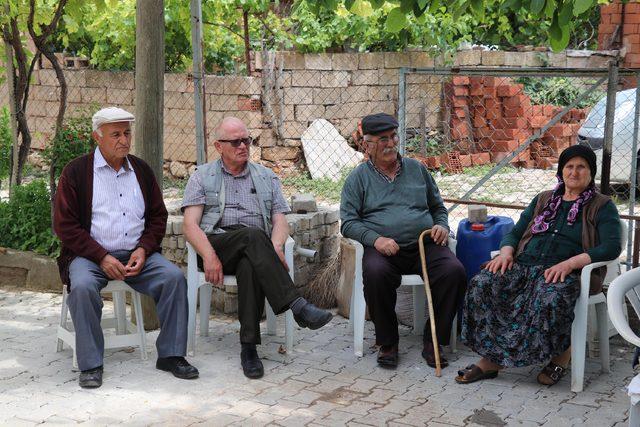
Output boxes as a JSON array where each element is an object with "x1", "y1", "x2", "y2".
[{"x1": 461, "y1": 263, "x2": 580, "y2": 368}]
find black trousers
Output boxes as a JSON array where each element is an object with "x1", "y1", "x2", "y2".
[
  {"x1": 202, "y1": 226, "x2": 299, "y2": 344},
  {"x1": 362, "y1": 239, "x2": 467, "y2": 347}
]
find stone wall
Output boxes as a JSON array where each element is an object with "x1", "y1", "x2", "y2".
[
  {"x1": 0, "y1": 49, "x2": 617, "y2": 179},
  {"x1": 162, "y1": 208, "x2": 340, "y2": 314}
]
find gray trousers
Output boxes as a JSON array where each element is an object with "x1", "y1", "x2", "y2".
[{"x1": 67, "y1": 250, "x2": 188, "y2": 371}]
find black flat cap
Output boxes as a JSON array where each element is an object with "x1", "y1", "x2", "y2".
[{"x1": 361, "y1": 113, "x2": 399, "y2": 135}]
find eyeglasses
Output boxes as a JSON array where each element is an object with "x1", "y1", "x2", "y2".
[
  {"x1": 367, "y1": 133, "x2": 399, "y2": 145},
  {"x1": 218, "y1": 137, "x2": 254, "y2": 147}
]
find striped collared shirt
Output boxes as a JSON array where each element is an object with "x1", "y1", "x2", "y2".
[
  {"x1": 367, "y1": 154, "x2": 403, "y2": 183},
  {"x1": 90, "y1": 148, "x2": 146, "y2": 252},
  {"x1": 182, "y1": 161, "x2": 290, "y2": 232}
]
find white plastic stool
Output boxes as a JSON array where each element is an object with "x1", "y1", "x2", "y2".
[{"x1": 56, "y1": 280, "x2": 148, "y2": 368}]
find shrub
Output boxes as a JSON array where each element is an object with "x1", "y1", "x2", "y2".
[
  {"x1": 0, "y1": 107, "x2": 12, "y2": 187},
  {"x1": 42, "y1": 115, "x2": 94, "y2": 179},
  {"x1": 516, "y1": 77, "x2": 605, "y2": 109},
  {"x1": 0, "y1": 179, "x2": 60, "y2": 257}
]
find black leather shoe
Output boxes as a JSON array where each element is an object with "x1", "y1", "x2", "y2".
[
  {"x1": 293, "y1": 303, "x2": 333, "y2": 330},
  {"x1": 156, "y1": 356, "x2": 199, "y2": 379},
  {"x1": 422, "y1": 342, "x2": 449, "y2": 369},
  {"x1": 240, "y1": 347, "x2": 264, "y2": 379},
  {"x1": 377, "y1": 345, "x2": 399, "y2": 369},
  {"x1": 79, "y1": 366, "x2": 103, "y2": 388}
]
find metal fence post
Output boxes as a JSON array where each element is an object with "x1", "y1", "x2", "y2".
[
  {"x1": 628, "y1": 71, "x2": 640, "y2": 268},
  {"x1": 601, "y1": 60, "x2": 619, "y2": 195},
  {"x1": 190, "y1": 0, "x2": 207, "y2": 166},
  {"x1": 398, "y1": 67, "x2": 407, "y2": 156}
]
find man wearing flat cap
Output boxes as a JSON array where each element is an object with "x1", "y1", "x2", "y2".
[
  {"x1": 341, "y1": 112, "x2": 467, "y2": 369},
  {"x1": 54, "y1": 107, "x2": 198, "y2": 388}
]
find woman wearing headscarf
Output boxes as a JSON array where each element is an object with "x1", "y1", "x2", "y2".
[{"x1": 456, "y1": 145, "x2": 621, "y2": 385}]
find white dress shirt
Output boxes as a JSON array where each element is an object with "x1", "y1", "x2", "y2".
[{"x1": 90, "y1": 148, "x2": 146, "y2": 252}]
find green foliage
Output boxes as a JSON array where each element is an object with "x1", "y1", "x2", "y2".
[
  {"x1": 0, "y1": 108, "x2": 12, "y2": 186},
  {"x1": 311, "y1": 0, "x2": 606, "y2": 52},
  {"x1": 516, "y1": 77, "x2": 605, "y2": 108},
  {"x1": 460, "y1": 163, "x2": 515, "y2": 177},
  {"x1": 42, "y1": 114, "x2": 94, "y2": 179},
  {"x1": 282, "y1": 167, "x2": 353, "y2": 202},
  {"x1": 0, "y1": 179, "x2": 60, "y2": 257}
]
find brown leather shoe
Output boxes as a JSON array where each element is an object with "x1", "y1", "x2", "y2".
[
  {"x1": 377, "y1": 344, "x2": 399, "y2": 368},
  {"x1": 422, "y1": 341, "x2": 449, "y2": 369}
]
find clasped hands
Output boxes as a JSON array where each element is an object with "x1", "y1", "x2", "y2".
[{"x1": 99, "y1": 247, "x2": 146, "y2": 280}]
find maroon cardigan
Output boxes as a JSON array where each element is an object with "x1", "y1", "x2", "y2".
[{"x1": 53, "y1": 151, "x2": 168, "y2": 287}]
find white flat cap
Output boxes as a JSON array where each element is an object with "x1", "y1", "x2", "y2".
[{"x1": 92, "y1": 107, "x2": 135, "y2": 132}]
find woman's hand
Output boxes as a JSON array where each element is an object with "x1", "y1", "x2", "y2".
[
  {"x1": 486, "y1": 254, "x2": 514, "y2": 275},
  {"x1": 544, "y1": 259, "x2": 575, "y2": 284}
]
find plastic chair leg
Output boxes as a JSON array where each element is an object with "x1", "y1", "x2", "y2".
[
  {"x1": 266, "y1": 301, "x2": 277, "y2": 336},
  {"x1": 57, "y1": 288, "x2": 69, "y2": 352},
  {"x1": 199, "y1": 284, "x2": 212, "y2": 337},
  {"x1": 595, "y1": 301, "x2": 611, "y2": 373},
  {"x1": 131, "y1": 290, "x2": 147, "y2": 360},
  {"x1": 450, "y1": 314, "x2": 458, "y2": 353},
  {"x1": 186, "y1": 280, "x2": 199, "y2": 357},
  {"x1": 352, "y1": 278, "x2": 366, "y2": 357},
  {"x1": 113, "y1": 290, "x2": 127, "y2": 335},
  {"x1": 571, "y1": 299, "x2": 589, "y2": 393},
  {"x1": 285, "y1": 309, "x2": 294, "y2": 352},
  {"x1": 413, "y1": 287, "x2": 426, "y2": 336}
]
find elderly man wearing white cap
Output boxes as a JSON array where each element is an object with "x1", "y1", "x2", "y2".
[{"x1": 53, "y1": 107, "x2": 198, "y2": 388}]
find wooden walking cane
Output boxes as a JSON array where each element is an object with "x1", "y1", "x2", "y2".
[{"x1": 418, "y1": 228, "x2": 442, "y2": 377}]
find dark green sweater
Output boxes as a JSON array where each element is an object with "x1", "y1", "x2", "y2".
[
  {"x1": 501, "y1": 195, "x2": 621, "y2": 266},
  {"x1": 340, "y1": 158, "x2": 449, "y2": 248}
]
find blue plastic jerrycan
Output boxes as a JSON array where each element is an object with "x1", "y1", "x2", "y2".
[{"x1": 455, "y1": 215, "x2": 515, "y2": 280}]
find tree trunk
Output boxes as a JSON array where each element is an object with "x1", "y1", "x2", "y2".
[{"x1": 135, "y1": 0, "x2": 165, "y2": 330}]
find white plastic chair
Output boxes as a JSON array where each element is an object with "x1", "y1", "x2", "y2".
[
  {"x1": 345, "y1": 238, "x2": 458, "y2": 357},
  {"x1": 490, "y1": 220, "x2": 627, "y2": 392},
  {"x1": 606, "y1": 265, "x2": 640, "y2": 426},
  {"x1": 186, "y1": 237, "x2": 295, "y2": 356},
  {"x1": 56, "y1": 280, "x2": 148, "y2": 368}
]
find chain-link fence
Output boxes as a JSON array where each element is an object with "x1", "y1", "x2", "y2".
[{"x1": 397, "y1": 66, "x2": 640, "y2": 265}]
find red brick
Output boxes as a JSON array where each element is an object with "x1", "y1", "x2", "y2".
[
  {"x1": 483, "y1": 86, "x2": 497, "y2": 97},
  {"x1": 601, "y1": 3, "x2": 622, "y2": 14},
  {"x1": 472, "y1": 105, "x2": 486, "y2": 117},
  {"x1": 452, "y1": 108, "x2": 466, "y2": 119},
  {"x1": 452, "y1": 96, "x2": 468, "y2": 107},
  {"x1": 459, "y1": 154, "x2": 472, "y2": 167},
  {"x1": 422, "y1": 155, "x2": 441, "y2": 169},
  {"x1": 453, "y1": 86, "x2": 469, "y2": 96},
  {"x1": 624, "y1": 23, "x2": 639, "y2": 34},
  {"x1": 473, "y1": 115, "x2": 488, "y2": 127},
  {"x1": 600, "y1": 13, "x2": 611, "y2": 24},
  {"x1": 626, "y1": 53, "x2": 640, "y2": 64},
  {"x1": 626, "y1": 13, "x2": 640, "y2": 24},
  {"x1": 530, "y1": 116, "x2": 548, "y2": 128},
  {"x1": 496, "y1": 84, "x2": 523, "y2": 97},
  {"x1": 534, "y1": 157, "x2": 558, "y2": 170},
  {"x1": 469, "y1": 76, "x2": 483, "y2": 86},
  {"x1": 503, "y1": 95, "x2": 531, "y2": 109},
  {"x1": 503, "y1": 106, "x2": 527, "y2": 118},
  {"x1": 490, "y1": 150, "x2": 530, "y2": 164},
  {"x1": 451, "y1": 122, "x2": 471, "y2": 139},
  {"x1": 627, "y1": 3, "x2": 640, "y2": 13},
  {"x1": 471, "y1": 152, "x2": 490, "y2": 165},
  {"x1": 599, "y1": 23, "x2": 617, "y2": 34},
  {"x1": 476, "y1": 127, "x2": 525, "y2": 139},
  {"x1": 483, "y1": 76, "x2": 498, "y2": 87},
  {"x1": 611, "y1": 13, "x2": 622, "y2": 24},
  {"x1": 531, "y1": 105, "x2": 544, "y2": 116},
  {"x1": 452, "y1": 76, "x2": 470, "y2": 85},
  {"x1": 486, "y1": 107, "x2": 502, "y2": 121},
  {"x1": 547, "y1": 124, "x2": 573, "y2": 138},
  {"x1": 493, "y1": 140, "x2": 520, "y2": 151},
  {"x1": 493, "y1": 117, "x2": 528, "y2": 129},
  {"x1": 569, "y1": 123, "x2": 581, "y2": 135},
  {"x1": 546, "y1": 138, "x2": 572, "y2": 154},
  {"x1": 469, "y1": 85, "x2": 484, "y2": 96}
]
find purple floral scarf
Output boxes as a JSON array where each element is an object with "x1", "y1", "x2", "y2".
[{"x1": 530, "y1": 177, "x2": 596, "y2": 234}]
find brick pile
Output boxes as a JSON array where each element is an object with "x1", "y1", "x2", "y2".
[{"x1": 424, "y1": 76, "x2": 588, "y2": 172}]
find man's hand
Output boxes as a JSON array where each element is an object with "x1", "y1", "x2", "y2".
[
  {"x1": 544, "y1": 259, "x2": 575, "y2": 284},
  {"x1": 374, "y1": 237, "x2": 400, "y2": 257},
  {"x1": 486, "y1": 254, "x2": 514, "y2": 275},
  {"x1": 125, "y1": 247, "x2": 147, "y2": 277},
  {"x1": 431, "y1": 224, "x2": 449, "y2": 246},
  {"x1": 100, "y1": 254, "x2": 127, "y2": 280},
  {"x1": 273, "y1": 242, "x2": 290, "y2": 271},
  {"x1": 204, "y1": 252, "x2": 224, "y2": 288}
]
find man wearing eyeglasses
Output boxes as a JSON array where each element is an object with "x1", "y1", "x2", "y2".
[
  {"x1": 182, "y1": 117, "x2": 333, "y2": 379},
  {"x1": 340, "y1": 112, "x2": 466, "y2": 369}
]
